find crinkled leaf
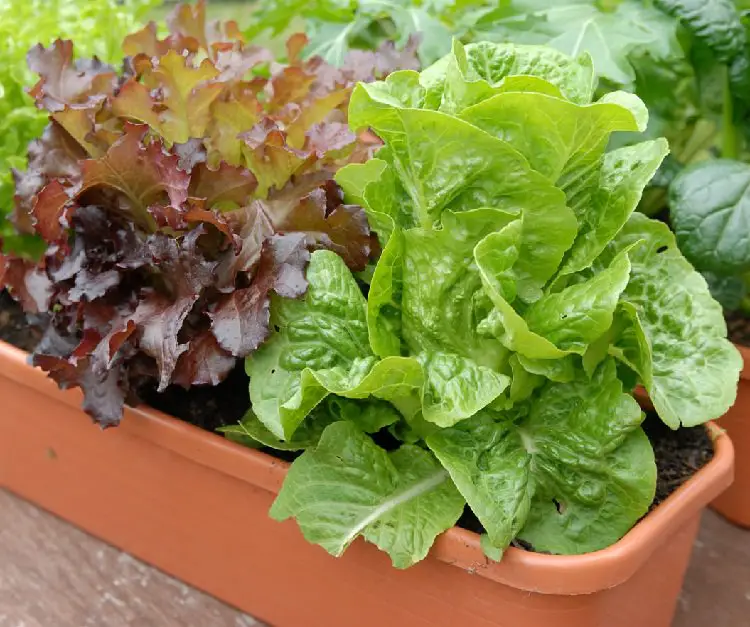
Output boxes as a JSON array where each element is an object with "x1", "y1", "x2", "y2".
[
  {"x1": 349, "y1": 85, "x2": 576, "y2": 301},
  {"x1": 428, "y1": 359, "x2": 655, "y2": 554},
  {"x1": 210, "y1": 233, "x2": 309, "y2": 357},
  {"x1": 607, "y1": 213, "x2": 742, "y2": 428},
  {"x1": 79, "y1": 124, "x2": 190, "y2": 230},
  {"x1": 271, "y1": 421, "x2": 465, "y2": 568},
  {"x1": 558, "y1": 139, "x2": 669, "y2": 278},
  {"x1": 222, "y1": 396, "x2": 400, "y2": 451},
  {"x1": 247, "y1": 250, "x2": 423, "y2": 439},
  {"x1": 433, "y1": 40, "x2": 596, "y2": 112}
]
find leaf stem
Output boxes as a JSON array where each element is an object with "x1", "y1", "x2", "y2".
[{"x1": 722, "y1": 64, "x2": 738, "y2": 160}]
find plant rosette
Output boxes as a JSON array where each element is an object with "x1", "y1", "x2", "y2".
[
  {"x1": 0, "y1": 0, "x2": 159, "y2": 257},
  {"x1": 0, "y1": 0, "x2": 418, "y2": 427},
  {"x1": 225, "y1": 40, "x2": 743, "y2": 567}
]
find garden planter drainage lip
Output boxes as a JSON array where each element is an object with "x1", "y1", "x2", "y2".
[
  {"x1": 711, "y1": 342, "x2": 750, "y2": 527},
  {"x1": 0, "y1": 339, "x2": 734, "y2": 596}
]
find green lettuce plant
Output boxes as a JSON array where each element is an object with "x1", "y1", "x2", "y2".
[
  {"x1": 247, "y1": 0, "x2": 750, "y2": 311},
  {"x1": 0, "y1": 0, "x2": 157, "y2": 256},
  {"x1": 227, "y1": 41, "x2": 742, "y2": 568}
]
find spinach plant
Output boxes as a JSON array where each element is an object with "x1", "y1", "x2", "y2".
[{"x1": 230, "y1": 41, "x2": 741, "y2": 567}]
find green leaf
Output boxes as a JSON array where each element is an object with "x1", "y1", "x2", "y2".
[
  {"x1": 369, "y1": 209, "x2": 514, "y2": 426},
  {"x1": 335, "y1": 159, "x2": 388, "y2": 207},
  {"x1": 701, "y1": 271, "x2": 747, "y2": 311},
  {"x1": 222, "y1": 397, "x2": 401, "y2": 451},
  {"x1": 523, "y1": 247, "x2": 632, "y2": 353},
  {"x1": 367, "y1": 228, "x2": 405, "y2": 357},
  {"x1": 436, "y1": 40, "x2": 595, "y2": 113},
  {"x1": 654, "y1": 0, "x2": 745, "y2": 63},
  {"x1": 558, "y1": 138, "x2": 669, "y2": 278},
  {"x1": 400, "y1": 209, "x2": 514, "y2": 366},
  {"x1": 508, "y1": 355, "x2": 546, "y2": 403},
  {"x1": 475, "y1": 220, "x2": 568, "y2": 359},
  {"x1": 670, "y1": 159, "x2": 750, "y2": 274},
  {"x1": 349, "y1": 86, "x2": 576, "y2": 269},
  {"x1": 428, "y1": 359, "x2": 655, "y2": 555},
  {"x1": 247, "y1": 250, "x2": 423, "y2": 439},
  {"x1": 271, "y1": 421, "x2": 465, "y2": 568},
  {"x1": 607, "y1": 213, "x2": 742, "y2": 428},
  {"x1": 474, "y1": 0, "x2": 681, "y2": 87},
  {"x1": 459, "y1": 89, "x2": 646, "y2": 183},
  {"x1": 392, "y1": 7, "x2": 453, "y2": 64},
  {"x1": 476, "y1": 223, "x2": 632, "y2": 358},
  {"x1": 418, "y1": 351, "x2": 510, "y2": 428}
]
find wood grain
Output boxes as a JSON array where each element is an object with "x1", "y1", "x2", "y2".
[
  {"x1": 1, "y1": 487, "x2": 748, "y2": 626},
  {"x1": 0, "y1": 489, "x2": 264, "y2": 627}
]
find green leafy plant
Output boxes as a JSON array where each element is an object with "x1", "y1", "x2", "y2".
[
  {"x1": 0, "y1": 0, "x2": 159, "y2": 256},
  {"x1": 0, "y1": 1, "x2": 416, "y2": 426},
  {"x1": 227, "y1": 41, "x2": 742, "y2": 567},
  {"x1": 249, "y1": 0, "x2": 750, "y2": 314}
]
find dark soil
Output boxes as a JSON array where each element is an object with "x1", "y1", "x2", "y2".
[
  {"x1": 642, "y1": 410, "x2": 714, "y2": 508},
  {"x1": 142, "y1": 364, "x2": 250, "y2": 432},
  {"x1": 726, "y1": 310, "x2": 750, "y2": 347},
  {"x1": 0, "y1": 291, "x2": 44, "y2": 352},
  {"x1": 0, "y1": 291, "x2": 717, "y2": 552}
]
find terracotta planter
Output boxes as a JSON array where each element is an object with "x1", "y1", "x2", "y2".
[
  {"x1": 0, "y1": 340, "x2": 734, "y2": 627},
  {"x1": 711, "y1": 343, "x2": 750, "y2": 527}
]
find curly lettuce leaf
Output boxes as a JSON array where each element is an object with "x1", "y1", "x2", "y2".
[
  {"x1": 607, "y1": 213, "x2": 742, "y2": 428},
  {"x1": 270, "y1": 421, "x2": 465, "y2": 568},
  {"x1": 473, "y1": 0, "x2": 681, "y2": 87},
  {"x1": 428, "y1": 358, "x2": 655, "y2": 555},
  {"x1": 247, "y1": 250, "x2": 424, "y2": 439}
]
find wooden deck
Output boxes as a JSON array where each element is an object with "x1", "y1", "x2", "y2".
[{"x1": 1, "y1": 489, "x2": 748, "y2": 626}]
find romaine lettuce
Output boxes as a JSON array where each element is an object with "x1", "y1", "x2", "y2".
[{"x1": 241, "y1": 41, "x2": 741, "y2": 567}]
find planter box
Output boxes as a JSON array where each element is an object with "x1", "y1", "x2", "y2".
[
  {"x1": 712, "y1": 343, "x2": 750, "y2": 527},
  {"x1": 0, "y1": 340, "x2": 734, "y2": 627}
]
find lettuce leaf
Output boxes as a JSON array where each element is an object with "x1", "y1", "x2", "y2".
[
  {"x1": 606, "y1": 213, "x2": 742, "y2": 428},
  {"x1": 428, "y1": 359, "x2": 655, "y2": 555},
  {"x1": 270, "y1": 421, "x2": 465, "y2": 568}
]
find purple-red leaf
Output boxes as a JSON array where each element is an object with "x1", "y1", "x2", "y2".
[
  {"x1": 189, "y1": 161, "x2": 257, "y2": 207},
  {"x1": 27, "y1": 39, "x2": 116, "y2": 112},
  {"x1": 79, "y1": 124, "x2": 190, "y2": 229},
  {"x1": 209, "y1": 233, "x2": 308, "y2": 356},
  {"x1": 172, "y1": 330, "x2": 236, "y2": 388}
]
